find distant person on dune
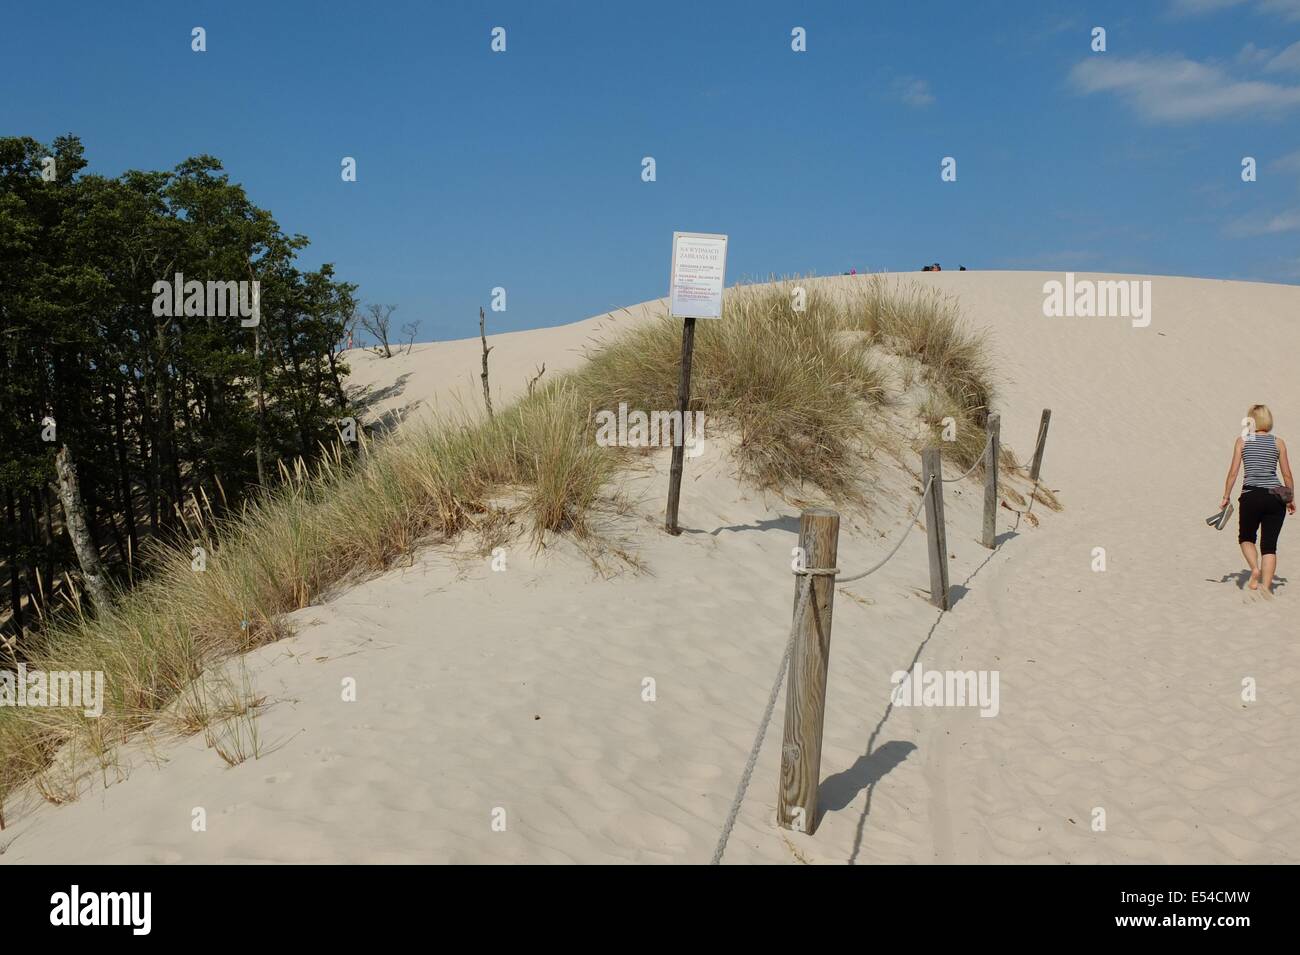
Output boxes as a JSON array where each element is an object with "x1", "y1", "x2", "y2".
[{"x1": 1220, "y1": 404, "x2": 1295, "y2": 596}]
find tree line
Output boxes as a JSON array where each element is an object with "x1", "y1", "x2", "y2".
[{"x1": 1, "y1": 135, "x2": 359, "y2": 646}]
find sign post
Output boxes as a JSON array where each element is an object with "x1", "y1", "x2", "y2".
[{"x1": 665, "y1": 231, "x2": 727, "y2": 535}]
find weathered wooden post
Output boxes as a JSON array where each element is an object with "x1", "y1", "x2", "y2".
[
  {"x1": 981, "y1": 413, "x2": 1000, "y2": 549},
  {"x1": 664, "y1": 316, "x2": 696, "y2": 535},
  {"x1": 777, "y1": 508, "x2": 840, "y2": 835},
  {"x1": 1029, "y1": 408, "x2": 1052, "y2": 482},
  {"x1": 922, "y1": 448, "x2": 950, "y2": 610},
  {"x1": 664, "y1": 231, "x2": 728, "y2": 535}
]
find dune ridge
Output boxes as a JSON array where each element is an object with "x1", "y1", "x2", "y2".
[{"x1": 3, "y1": 271, "x2": 1297, "y2": 865}]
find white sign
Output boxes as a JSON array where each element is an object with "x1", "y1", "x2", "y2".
[{"x1": 669, "y1": 232, "x2": 728, "y2": 319}]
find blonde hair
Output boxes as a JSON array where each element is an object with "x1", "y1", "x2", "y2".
[{"x1": 1247, "y1": 404, "x2": 1274, "y2": 433}]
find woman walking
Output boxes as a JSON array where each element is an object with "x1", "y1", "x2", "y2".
[{"x1": 1220, "y1": 405, "x2": 1296, "y2": 596}]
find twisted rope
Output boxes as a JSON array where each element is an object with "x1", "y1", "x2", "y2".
[
  {"x1": 837, "y1": 474, "x2": 935, "y2": 583},
  {"x1": 711, "y1": 471, "x2": 940, "y2": 862},
  {"x1": 940, "y1": 430, "x2": 993, "y2": 483},
  {"x1": 710, "y1": 574, "x2": 813, "y2": 865},
  {"x1": 709, "y1": 422, "x2": 1034, "y2": 862}
]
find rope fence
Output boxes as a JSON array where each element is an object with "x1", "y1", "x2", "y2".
[
  {"x1": 838, "y1": 474, "x2": 934, "y2": 584},
  {"x1": 709, "y1": 575, "x2": 812, "y2": 865},
  {"x1": 940, "y1": 429, "x2": 994, "y2": 483},
  {"x1": 710, "y1": 472, "x2": 936, "y2": 864},
  {"x1": 709, "y1": 408, "x2": 1052, "y2": 863}
]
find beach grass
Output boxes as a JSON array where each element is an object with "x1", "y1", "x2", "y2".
[{"x1": 0, "y1": 276, "x2": 999, "y2": 815}]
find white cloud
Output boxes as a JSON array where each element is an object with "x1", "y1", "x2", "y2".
[
  {"x1": 1235, "y1": 40, "x2": 1300, "y2": 71},
  {"x1": 1264, "y1": 40, "x2": 1300, "y2": 71},
  {"x1": 1270, "y1": 148, "x2": 1300, "y2": 171},
  {"x1": 1238, "y1": 42, "x2": 1275, "y2": 67},
  {"x1": 1258, "y1": 0, "x2": 1300, "y2": 19},
  {"x1": 1226, "y1": 209, "x2": 1300, "y2": 236},
  {"x1": 890, "y1": 77, "x2": 934, "y2": 108},
  {"x1": 1170, "y1": 0, "x2": 1300, "y2": 17},
  {"x1": 1069, "y1": 55, "x2": 1300, "y2": 122}
]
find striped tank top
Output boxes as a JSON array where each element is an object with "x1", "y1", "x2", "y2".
[{"x1": 1242, "y1": 432, "x2": 1280, "y2": 488}]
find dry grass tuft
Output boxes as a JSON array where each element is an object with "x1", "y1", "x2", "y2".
[{"x1": 0, "y1": 276, "x2": 1000, "y2": 815}]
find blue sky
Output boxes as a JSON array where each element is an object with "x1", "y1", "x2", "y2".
[{"x1": 4, "y1": 0, "x2": 1299, "y2": 340}]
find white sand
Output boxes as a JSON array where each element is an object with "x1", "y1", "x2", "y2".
[
  {"x1": 342, "y1": 297, "x2": 668, "y2": 431},
  {"x1": 3, "y1": 271, "x2": 1298, "y2": 864}
]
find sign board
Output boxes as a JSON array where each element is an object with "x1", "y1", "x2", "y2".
[{"x1": 669, "y1": 232, "x2": 728, "y2": 319}]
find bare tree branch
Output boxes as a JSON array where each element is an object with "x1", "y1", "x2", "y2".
[
  {"x1": 526, "y1": 362, "x2": 546, "y2": 397},
  {"x1": 360, "y1": 303, "x2": 397, "y2": 358},
  {"x1": 479, "y1": 306, "x2": 494, "y2": 419},
  {"x1": 400, "y1": 319, "x2": 420, "y2": 356}
]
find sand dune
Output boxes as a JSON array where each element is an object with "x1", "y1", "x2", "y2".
[
  {"x1": 343, "y1": 297, "x2": 668, "y2": 431},
  {"x1": 3, "y1": 271, "x2": 1298, "y2": 864}
]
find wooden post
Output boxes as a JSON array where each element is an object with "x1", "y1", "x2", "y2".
[
  {"x1": 922, "y1": 448, "x2": 950, "y2": 610},
  {"x1": 981, "y1": 413, "x2": 1000, "y2": 549},
  {"x1": 664, "y1": 316, "x2": 697, "y2": 535},
  {"x1": 1029, "y1": 408, "x2": 1051, "y2": 482},
  {"x1": 777, "y1": 508, "x2": 840, "y2": 835}
]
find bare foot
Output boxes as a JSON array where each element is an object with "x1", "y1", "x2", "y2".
[
  {"x1": 1260, "y1": 584, "x2": 1275, "y2": 599},
  {"x1": 1248, "y1": 568, "x2": 1261, "y2": 591}
]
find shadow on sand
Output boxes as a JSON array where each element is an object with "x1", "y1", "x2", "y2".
[
  {"x1": 816, "y1": 741, "x2": 917, "y2": 827},
  {"x1": 1207, "y1": 570, "x2": 1289, "y2": 593},
  {"x1": 826, "y1": 510, "x2": 1025, "y2": 863},
  {"x1": 682, "y1": 515, "x2": 801, "y2": 537},
  {"x1": 346, "y1": 372, "x2": 422, "y2": 436}
]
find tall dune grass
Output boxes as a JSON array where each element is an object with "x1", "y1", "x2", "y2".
[
  {"x1": 577, "y1": 280, "x2": 890, "y2": 495},
  {"x1": 851, "y1": 276, "x2": 996, "y2": 469},
  {"x1": 0, "y1": 277, "x2": 997, "y2": 814}
]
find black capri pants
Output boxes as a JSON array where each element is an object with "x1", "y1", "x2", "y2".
[{"x1": 1239, "y1": 487, "x2": 1287, "y2": 555}]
